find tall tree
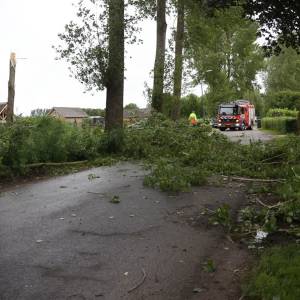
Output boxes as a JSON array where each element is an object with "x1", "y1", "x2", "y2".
[
  {"x1": 56, "y1": 0, "x2": 132, "y2": 131},
  {"x1": 265, "y1": 47, "x2": 300, "y2": 93},
  {"x1": 106, "y1": 0, "x2": 125, "y2": 130},
  {"x1": 7, "y1": 53, "x2": 16, "y2": 123},
  {"x1": 172, "y1": 0, "x2": 185, "y2": 120},
  {"x1": 186, "y1": 6, "x2": 264, "y2": 114},
  {"x1": 264, "y1": 47, "x2": 300, "y2": 125},
  {"x1": 152, "y1": 0, "x2": 167, "y2": 112}
]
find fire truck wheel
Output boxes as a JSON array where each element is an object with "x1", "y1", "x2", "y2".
[{"x1": 220, "y1": 128, "x2": 225, "y2": 131}]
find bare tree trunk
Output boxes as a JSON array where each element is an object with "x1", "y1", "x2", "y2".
[
  {"x1": 297, "y1": 111, "x2": 300, "y2": 135},
  {"x1": 172, "y1": 0, "x2": 184, "y2": 120},
  {"x1": 152, "y1": 0, "x2": 167, "y2": 113},
  {"x1": 7, "y1": 53, "x2": 16, "y2": 123},
  {"x1": 105, "y1": 0, "x2": 124, "y2": 131}
]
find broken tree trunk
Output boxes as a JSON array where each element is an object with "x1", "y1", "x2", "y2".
[{"x1": 7, "y1": 53, "x2": 16, "y2": 123}]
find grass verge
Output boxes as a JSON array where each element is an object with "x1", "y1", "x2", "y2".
[{"x1": 244, "y1": 245, "x2": 300, "y2": 300}]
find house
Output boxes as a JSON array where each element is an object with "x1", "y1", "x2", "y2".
[
  {"x1": 123, "y1": 108, "x2": 151, "y2": 124},
  {"x1": 88, "y1": 116, "x2": 105, "y2": 127},
  {"x1": 48, "y1": 107, "x2": 88, "y2": 125},
  {"x1": 0, "y1": 102, "x2": 7, "y2": 123}
]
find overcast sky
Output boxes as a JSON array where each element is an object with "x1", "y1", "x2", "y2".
[{"x1": 0, "y1": 0, "x2": 172, "y2": 116}]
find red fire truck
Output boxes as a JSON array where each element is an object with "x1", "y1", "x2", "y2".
[{"x1": 217, "y1": 100, "x2": 255, "y2": 131}]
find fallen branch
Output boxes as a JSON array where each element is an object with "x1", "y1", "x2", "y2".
[
  {"x1": 87, "y1": 192, "x2": 105, "y2": 195},
  {"x1": 26, "y1": 161, "x2": 88, "y2": 168},
  {"x1": 291, "y1": 167, "x2": 300, "y2": 180},
  {"x1": 222, "y1": 175, "x2": 285, "y2": 183},
  {"x1": 278, "y1": 228, "x2": 300, "y2": 235},
  {"x1": 128, "y1": 268, "x2": 147, "y2": 293},
  {"x1": 256, "y1": 198, "x2": 294, "y2": 210},
  {"x1": 260, "y1": 153, "x2": 286, "y2": 163},
  {"x1": 226, "y1": 235, "x2": 234, "y2": 244},
  {"x1": 256, "y1": 199, "x2": 273, "y2": 209},
  {"x1": 256, "y1": 161, "x2": 284, "y2": 165}
]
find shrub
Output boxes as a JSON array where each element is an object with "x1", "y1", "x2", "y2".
[
  {"x1": 161, "y1": 93, "x2": 174, "y2": 118},
  {"x1": 1, "y1": 119, "x2": 34, "y2": 173},
  {"x1": 262, "y1": 117, "x2": 297, "y2": 133},
  {"x1": 0, "y1": 117, "x2": 105, "y2": 177},
  {"x1": 180, "y1": 94, "x2": 202, "y2": 118},
  {"x1": 265, "y1": 91, "x2": 300, "y2": 111},
  {"x1": 99, "y1": 128, "x2": 124, "y2": 154},
  {"x1": 266, "y1": 108, "x2": 298, "y2": 118}
]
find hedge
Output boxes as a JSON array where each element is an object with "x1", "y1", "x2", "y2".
[
  {"x1": 265, "y1": 91, "x2": 300, "y2": 111},
  {"x1": 262, "y1": 117, "x2": 298, "y2": 134},
  {"x1": 0, "y1": 117, "x2": 105, "y2": 177},
  {"x1": 266, "y1": 108, "x2": 298, "y2": 118}
]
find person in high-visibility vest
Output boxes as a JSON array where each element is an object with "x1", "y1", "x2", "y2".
[{"x1": 189, "y1": 111, "x2": 198, "y2": 126}]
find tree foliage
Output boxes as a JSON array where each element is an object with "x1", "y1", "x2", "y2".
[
  {"x1": 265, "y1": 91, "x2": 300, "y2": 111},
  {"x1": 82, "y1": 108, "x2": 105, "y2": 116},
  {"x1": 265, "y1": 47, "x2": 300, "y2": 94},
  {"x1": 31, "y1": 109, "x2": 50, "y2": 117},
  {"x1": 244, "y1": 0, "x2": 300, "y2": 54},
  {"x1": 195, "y1": 0, "x2": 300, "y2": 54},
  {"x1": 124, "y1": 103, "x2": 139, "y2": 110},
  {"x1": 56, "y1": 0, "x2": 109, "y2": 92},
  {"x1": 180, "y1": 93, "x2": 202, "y2": 117},
  {"x1": 186, "y1": 6, "x2": 264, "y2": 115},
  {"x1": 55, "y1": 0, "x2": 140, "y2": 93}
]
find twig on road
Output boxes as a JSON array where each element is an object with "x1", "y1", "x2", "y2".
[
  {"x1": 26, "y1": 161, "x2": 88, "y2": 168},
  {"x1": 128, "y1": 268, "x2": 147, "y2": 293},
  {"x1": 226, "y1": 235, "x2": 235, "y2": 244},
  {"x1": 87, "y1": 191, "x2": 105, "y2": 195},
  {"x1": 221, "y1": 175, "x2": 285, "y2": 183}
]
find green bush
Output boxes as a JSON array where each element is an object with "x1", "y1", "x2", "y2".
[
  {"x1": 161, "y1": 93, "x2": 174, "y2": 118},
  {"x1": 1, "y1": 121, "x2": 32, "y2": 174},
  {"x1": 265, "y1": 91, "x2": 300, "y2": 111},
  {"x1": 262, "y1": 117, "x2": 297, "y2": 133},
  {"x1": 100, "y1": 128, "x2": 124, "y2": 154},
  {"x1": 266, "y1": 108, "x2": 298, "y2": 118},
  {"x1": 245, "y1": 245, "x2": 300, "y2": 300},
  {"x1": 180, "y1": 94, "x2": 202, "y2": 118},
  {"x1": 0, "y1": 117, "x2": 105, "y2": 177}
]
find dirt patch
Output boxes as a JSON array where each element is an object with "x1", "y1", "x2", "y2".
[
  {"x1": 164, "y1": 184, "x2": 253, "y2": 300},
  {"x1": 180, "y1": 239, "x2": 252, "y2": 300}
]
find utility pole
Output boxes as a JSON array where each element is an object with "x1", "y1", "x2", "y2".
[{"x1": 7, "y1": 52, "x2": 16, "y2": 123}]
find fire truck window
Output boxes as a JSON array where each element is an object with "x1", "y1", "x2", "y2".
[{"x1": 219, "y1": 106, "x2": 238, "y2": 115}]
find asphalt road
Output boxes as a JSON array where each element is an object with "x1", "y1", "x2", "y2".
[
  {"x1": 220, "y1": 128, "x2": 274, "y2": 144},
  {"x1": 0, "y1": 163, "x2": 248, "y2": 300}
]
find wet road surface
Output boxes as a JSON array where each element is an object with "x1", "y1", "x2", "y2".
[
  {"x1": 220, "y1": 128, "x2": 274, "y2": 144},
  {"x1": 0, "y1": 163, "x2": 248, "y2": 300}
]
